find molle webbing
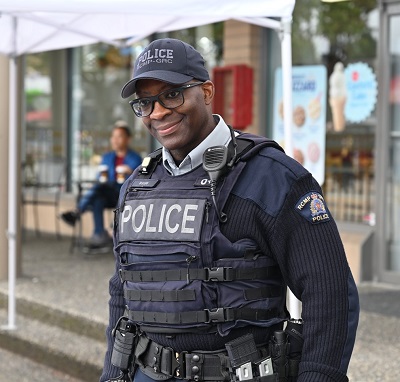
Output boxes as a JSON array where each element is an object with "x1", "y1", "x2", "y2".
[
  {"x1": 119, "y1": 266, "x2": 281, "y2": 283},
  {"x1": 124, "y1": 286, "x2": 283, "y2": 302},
  {"x1": 124, "y1": 289, "x2": 196, "y2": 302},
  {"x1": 127, "y1": 307, "x2": 284, "y2": 325}
]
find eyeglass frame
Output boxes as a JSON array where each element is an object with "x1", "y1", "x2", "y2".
[{"x1": 129, "y1": 82, "x2": 204, "y2": 117}]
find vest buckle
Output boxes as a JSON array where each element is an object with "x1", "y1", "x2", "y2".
[
  {"x1": 205, "y1": 307, "x2": 234, "y2": 323},
  {"x1": 205, "y1": 267, "x2": 233, "y2": 282}
]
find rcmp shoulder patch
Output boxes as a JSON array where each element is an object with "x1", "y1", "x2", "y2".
[{"x1": 295, "y1": 192, "x2": 331, "y2": 224}]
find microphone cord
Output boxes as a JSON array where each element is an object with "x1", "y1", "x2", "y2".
[{"x1": 210, "y1": 179, "x2": 227, "y2": 223}]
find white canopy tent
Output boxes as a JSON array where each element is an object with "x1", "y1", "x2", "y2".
[{"x1": 0, "y1": 0, "x2": 297, "y2": 329}]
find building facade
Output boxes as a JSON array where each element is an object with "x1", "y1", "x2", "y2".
[{"x1": 2, "y1": 0, "x2": 400, "y2": 284}]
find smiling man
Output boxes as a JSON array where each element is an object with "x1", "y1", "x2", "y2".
[{"x1": 100, "y1": 38, "x2": 359, "y2": 382}]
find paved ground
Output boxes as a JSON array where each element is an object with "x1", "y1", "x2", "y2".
[
  {"x1": 0, "y1": 233, "x2": 400, "y2": 381},
  {"x1": 0, "y1": 347, "x2": 85, "y2": 382},
  {"x1": 347, "y1": 284, "x2": 400, "y2": 382},
  {"x1": 0, "y1": 234, "x2": 114, "y2": 325}
]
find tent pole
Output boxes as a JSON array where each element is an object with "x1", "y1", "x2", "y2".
[
  {"x1": 281, "y1": 17, "x2": 293, "y2": 158},
  {"x1": 280, "y1": 17, "x2": 302, "y2": 320},
  {"x1": 4, "y1": 18, "x2": 18, "y2": 331}
]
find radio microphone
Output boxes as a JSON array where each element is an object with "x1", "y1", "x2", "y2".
[
  {"x1": 203, "y1": 145, "x2": 229, "y2": 181},
  {"x1": 203, "y1": 145, "x2": 229, "y2": 222}
]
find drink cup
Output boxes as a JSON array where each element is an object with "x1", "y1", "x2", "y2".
[
  {"x1": 98, "y1": 164, "x2": 109, "y2": 183},
  {"x1": 116, "y1": 165, "x2": 126, "y2": 184}
]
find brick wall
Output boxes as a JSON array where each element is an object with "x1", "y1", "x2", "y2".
[{"x1": 222, "y1": 20, "x2": 263, "y2": 135}]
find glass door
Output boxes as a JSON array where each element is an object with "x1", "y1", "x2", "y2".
[
  {"x1": 377, "y1": 2, "x2": 400, "y2": 282},
  {"x1": 387, "y1": 14, "x2": 400, "y2": 272}
]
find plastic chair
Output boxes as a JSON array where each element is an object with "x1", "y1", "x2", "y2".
[{"x1": 22, "y1": 157, "x2": 66, "y2": 239}]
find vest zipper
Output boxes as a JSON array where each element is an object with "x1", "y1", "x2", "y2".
[
  {"x1": 205, "y1": 202, "x2": 212, "y2": 224},
  {"x1": 120, "y1": 255, "x2": 193, "y2": 267},
  {"x1": 186, "y1": 255, "x2": 198, "y2": 285}
]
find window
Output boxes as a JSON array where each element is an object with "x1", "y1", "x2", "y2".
[
  {"x1": 69, "y1": 43, "x2": 149, "y2": 184},
  {"x1": 24, "y1": 51, "x2": 66, "y2": 184},
  {"x1": 283, "y1": 0, "x2": 378, "y2": 223}
]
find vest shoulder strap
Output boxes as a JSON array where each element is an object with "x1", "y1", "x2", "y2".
[{"x1": 234, "y1": 132, "x2": 284, "y2": 164}]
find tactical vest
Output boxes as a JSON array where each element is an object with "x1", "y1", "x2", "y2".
[{"x1": 114, "y1": 133, "x2": 288, "y2": 336}]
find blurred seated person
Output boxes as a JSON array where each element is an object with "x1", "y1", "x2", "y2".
[{"x1": 61, "y1": 120, "x2": 142, "y2": 247}]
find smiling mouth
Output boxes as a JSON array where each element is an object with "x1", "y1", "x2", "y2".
[{"x1": 155, "y1": 120, "x2": 182, "y2": 136}]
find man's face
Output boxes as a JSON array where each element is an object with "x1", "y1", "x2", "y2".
[
  {"x1": 135, "y1": 79, "x2": 214, "y2": 161},
  {"x1": 110, "y1": 128, "x2": 130, "y2": 152}
]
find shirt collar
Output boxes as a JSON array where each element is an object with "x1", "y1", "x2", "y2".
[{"x1": 163, "y1": 114, "x2": 231, "y2": 176}]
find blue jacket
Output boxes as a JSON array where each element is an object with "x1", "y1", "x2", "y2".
[{"x1": 100, "y1": 149, "x2": 142, "y2": 183}]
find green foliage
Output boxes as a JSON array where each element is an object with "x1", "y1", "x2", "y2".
[
  {"x1": 291, "y1": 0, "x2": 377, "y2": 65},
  {"x1": 25, "y1": 89, "x2": 45, "y2": 106},
  {"x1": 292, "y1": 0, "x2": 321, "y2": 64},
  {"x1": 318, "y1": 0, "x2": 377, "y2": 61},
  {"x1": 318, "y1": 0, "x2": 376, "y2": 40}
]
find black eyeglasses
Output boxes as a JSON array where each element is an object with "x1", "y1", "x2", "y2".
[{"x1": 129, "y1": 82, "x2": 204, "y2": 117}]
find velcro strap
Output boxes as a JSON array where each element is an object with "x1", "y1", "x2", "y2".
[
  {"x1": 119, "y1": 266, "x2": 280, "y2": 283},
  {"x1": 127, "y1": 307, "x2": 282, "y2": 324},
  {"x1": 186, "y1": 353, "x2": 229, "y2": 381},
  {"x1": 124, "y1": 289, "x2": 196, "y2": 302},
  {"x1": 244, "y1": 286, "x2": 283, "y2": 301}
]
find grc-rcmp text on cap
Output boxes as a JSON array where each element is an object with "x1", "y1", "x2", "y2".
[{"x1": 121, "y1": 38, "x2": 210, "y2": 99}]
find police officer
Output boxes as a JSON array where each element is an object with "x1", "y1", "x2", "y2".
[{"x1": 100, "y1": 38, "x2": 359, "y2": 382}]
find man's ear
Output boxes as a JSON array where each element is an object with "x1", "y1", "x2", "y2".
[{"x1": 202, "y1": 81, "x2": 215, "y2": 105}]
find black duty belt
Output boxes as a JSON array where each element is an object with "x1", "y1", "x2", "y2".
[
  {"x1": 119, "y1": 266, "x2": 281, "y2": 283},
  {"x1": 135, "y1": 335, "x2": 232, "y2": 381},
  {"x1": 127, "y1": 307, "x2": 283, "y2": 325}
]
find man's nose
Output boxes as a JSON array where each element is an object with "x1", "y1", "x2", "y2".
[{"x1": 150, "y1": 100, "x2": 171, "y2": 118}]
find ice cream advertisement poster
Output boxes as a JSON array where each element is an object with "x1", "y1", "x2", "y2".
[
  {"x1": 344, "y1": 62, "x2": 377, "y2": 123},
  {"x1": 273, "y1": 65, "x2": 327, "y2": 185}
]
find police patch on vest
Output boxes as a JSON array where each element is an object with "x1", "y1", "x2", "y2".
[
  {"x1": 119, "y1": 198, "x2": 206, "y2": 241},
  {"x1": 295, "y1": 192, "x2": 331, "y2": 224}
]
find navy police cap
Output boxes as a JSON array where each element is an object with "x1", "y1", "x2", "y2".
[{"x1": 121, "y1": 38, "x2": 210, "y2": 99}]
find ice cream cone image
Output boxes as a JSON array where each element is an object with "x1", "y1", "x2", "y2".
[
  {"x1": 329, "y1": 62, "x2": 347, "y2": 132},
  {"x1": 308, "y1": 93, "x2": 322, "y2": 121}
]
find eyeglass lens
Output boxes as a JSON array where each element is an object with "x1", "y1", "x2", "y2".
[{"x1": 130, "y1": 82, "x2": 203, "y2": 117}]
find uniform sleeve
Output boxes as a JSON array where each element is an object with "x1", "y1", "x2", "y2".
[
  {"x1": 99, "y1": 180, "x2": 130, "y2": 382},
  {"x1": 270, "y1": 174, "x2": 359, "y2": 382}
]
